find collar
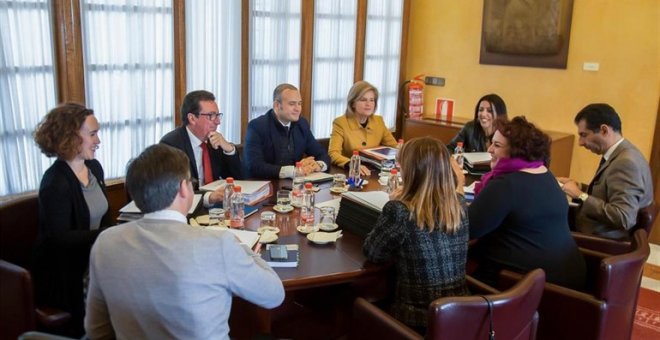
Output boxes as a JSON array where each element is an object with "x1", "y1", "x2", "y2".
[
  {"x1": 186, "y1": 126, "x2": 204, "y2": 146},
  {"x1": 347, "y1": 114, "x2": 373, "y2": 130},
  {"x1": 143, "y1": 209, "x2": 187, "y2": 224},
  {"x1": 603, "y1": 137, "x2": 624, "y2": 161}
]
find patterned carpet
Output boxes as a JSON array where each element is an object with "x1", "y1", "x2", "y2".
[{"x1": 633, "y1": 243, "x2": 660, "y2": 340}]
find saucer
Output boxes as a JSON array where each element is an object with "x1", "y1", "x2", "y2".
[
  {"x1": 296, "y1": 225, "x2": 319, "y2": 234},
  {"x1": 329, "y1": 186, "x2": 349, "y2": 194},
  {"x1": 273, "y1": 205, "x2": 294, "y2": 213},
  {"x1": 306, "y1": 231, "x2": 342, "y2": 244},
  {"x1": 318, "y1": 223, "x2": 339, "y2": 232},
  {"x1": 258, "y1": 231, "x2": 278, "y2": 243},
  {"x1": 257, "y1": 226, "x2": 280, "y2": 234}
]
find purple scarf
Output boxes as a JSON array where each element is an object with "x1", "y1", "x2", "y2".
[{"x1": 474, "y1": 158, "x2": 544, "y2": 195}]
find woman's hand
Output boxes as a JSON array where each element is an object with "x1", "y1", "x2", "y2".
[
  {"x1": 359, "y1": 165, "x2": 371, "y2": 177},
  {"x1": 450, "y1": 156, "x2": 465, "y2": 188}
]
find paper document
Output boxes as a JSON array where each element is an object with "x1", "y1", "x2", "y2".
[
  {"x1": 463, "y1": 182, "x2": 476, "y2": 195},
  {"x1": 316, "y1": 198, "x2": 341, "y2": 211},
  {"x1": 342, "y1": 191, "x2": 390, "y2": 212},
  {"x1": 463, "y1": 152, "x2": 491, "y2": 165},
  {"x1": 119, "y1": 194, "x2": 201, "y2": 215},
  {"x1": 304, "y1": 172, "x2": 334, "y2": 183},
  {"x1": 199, "y1": 180, "x2": 271, "y2": 205}
]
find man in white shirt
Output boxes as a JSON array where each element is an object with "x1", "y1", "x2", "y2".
[
  {"x1": 85, "y1": 144, "x2": 285, "y2": 339},
  {"x1": 160, "y1": 90, "x2": 243, "y2": 206},
  {"x1": 558, "y1": 103, "x2": 653, "y2": 240}
]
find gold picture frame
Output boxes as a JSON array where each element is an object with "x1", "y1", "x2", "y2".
[{"x1": 479, "y1": 0, "x2": 574, "y2": 69}]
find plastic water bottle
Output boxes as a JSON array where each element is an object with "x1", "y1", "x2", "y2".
[
  {"x1": 300, "y1": 182, "x2": 315, "y2": 227},
  {"x1": 223, "y1": 177, "x2": 234, "y2": 217},
  {"x1": 348, "y1": 150, "x2": 361, "y2": 186},
  {"x1": 454, "y1": 142, "x2": 465, "y2": 169},
  {"x1": 229, "y1": 185, "x2": 244, "y2": 228},
  {"x1": 292, "y1": 162, "x2": 305, "y2": 207},
  {"x1": 388, "y1": 169, "x2": 399, "y2": 193}
]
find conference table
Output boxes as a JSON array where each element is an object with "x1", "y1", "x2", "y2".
[{"x1": 223, "y1": 169, "x2": 391, "y2": 338}]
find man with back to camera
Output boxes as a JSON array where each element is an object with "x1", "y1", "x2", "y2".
[
  {"x1": 558, "y1": 103, "x2": 653, "y2": 240},
  {"x1": 160, "y1": 90, "x2": 243, "y2": 206},
  {"x1": 243, "y1": 83, "x2": 331, "y2": 179},
  {"x1": 84, "y1": 144, "x2": 285, "y2": 339}
]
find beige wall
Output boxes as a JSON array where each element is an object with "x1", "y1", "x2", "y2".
[{"x1": 406, "y1": 0, "x2": 659, "y2": 183}]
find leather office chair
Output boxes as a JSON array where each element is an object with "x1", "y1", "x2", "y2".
[
  {"x1": 350, "y1": 269, "x2": 546, "y2": 340},
  {"x1": 572, "y1": 201, "x2": 658, "y2": 255},
  {"x1": 499, "y1": 229, "x2": 650, "y2": 340},
  {"x1": 0, "y1": 193, "x2": 40, "y2": 268}
]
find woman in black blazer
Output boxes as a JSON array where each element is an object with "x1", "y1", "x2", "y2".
[
  {"x1": 448, "y1": 94, "x2": 508, "y2": 152},
  {"x1": 33, "y1": 103, "x2": 111, "y2": 337}
]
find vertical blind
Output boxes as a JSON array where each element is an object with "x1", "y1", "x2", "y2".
[
  {"x1": 311, "y1": 0, "x2": 357, "y2": 139},
  {"x1": 81, "y1": 0, "x2": 174, "y2": 178},
  {"x1": 186, "y1": 0, "x2": 241, "y2": 143},
  {"x1": 249, "y1": 0, "x2": 301, "y2": 121},
  {"x1": 0, "y1": 0, "x2": 57, "y2": 196},
  {"x1": 364, "y1": 0, "x2": 403, "y2": 129}
]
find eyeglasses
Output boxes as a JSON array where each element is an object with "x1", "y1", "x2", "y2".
[{"x1": 198, "y1": 112, "x2": 223, "y2": 120}]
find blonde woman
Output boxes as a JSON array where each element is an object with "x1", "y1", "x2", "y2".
[
  {"x1": 363, "y1": 137, "x2": 469, "y2": 333},
  {"x1": 328, "y1": 81, "x2": 398, "y2": 176}
]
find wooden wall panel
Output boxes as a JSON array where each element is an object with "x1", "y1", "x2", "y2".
[
  {"x1": 300, "y1": 0, "x2": 314, "y2": 124},
  {"x1": 173, "y1": 0, "x2": 186, "y2": 127},
  {"x1": 52, "y1": 0, "x2": 85, "y2": 104}
]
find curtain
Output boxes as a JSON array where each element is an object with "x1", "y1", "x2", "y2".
[
  {"x1": 311, "y1": 0, "x2": 357, "y2": 139},
  {"x1": 81, "y1": 0, "x2": 174, "y2": 178},
  {"x1": 364, "y1": 0, "x2": 403, "y2": 129},
  {"x1": 0, "y1": 0, "x2": 57, "y2": 196},
  {"x1": 186, "y1": 0, "x2": 241, "y2": 143},
  {"x1": 249, "y1": 0, "x2": 301, "y2": 121}
]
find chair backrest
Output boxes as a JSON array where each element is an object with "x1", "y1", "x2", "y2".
[
  {"x1": 630, "y1": 201, "x2": 658, "y2": 236},
  {"x1": 427, "y1": 269, "x2": 545, "y2": 340},
  {"x1": 0, "y1": 259, "x2": 36, "y2": 340},
  {"x1": 595, "y1": 229, "x2": 650, "y2": 340},
  {"x1": 0, "y1": 193, "x2": 40, "y2": 269}
]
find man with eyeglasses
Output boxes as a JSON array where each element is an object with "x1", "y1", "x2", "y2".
[
  {"x1": 244, "y1": 83, "x2": 331, "y2": 179},
  {"x1": 161, "y1": 90, "x2": 243, "y2": 206}
]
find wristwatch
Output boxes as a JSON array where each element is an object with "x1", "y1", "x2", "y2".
[{"x1": 578, "y1": 192, "x2": 589, "y2": 202}]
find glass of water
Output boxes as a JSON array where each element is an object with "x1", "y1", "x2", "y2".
[
  {"x1": 319, "y1": 206, "x2": 336, "y2": 229},
  {"x1": 276, "y1": 190, "x2": 292, "y2": 209}
]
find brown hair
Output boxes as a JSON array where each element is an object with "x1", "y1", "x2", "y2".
[
  {"x1": 345, "y1": 81, "x2": 379, "y2": 117},
  {"x1": 33, "y1": 102, "x2": 94, "y2": 160},
  {"x1": 396, "y1": 137, "x2": 465, "y2": 233},
  {"x1": 495, "y1": 116, "x2": 551, "y2": 164}
]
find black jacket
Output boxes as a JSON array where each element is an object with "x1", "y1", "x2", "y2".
[{"x1": 447, "y1": 121, "x2": 489, "y2": 152}]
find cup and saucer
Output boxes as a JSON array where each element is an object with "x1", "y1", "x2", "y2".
[
  {"x1": 329, "y1": 185, "x2": 349, "y2": 194},
  {"x1": 296, "y1": 225, "x2": 320, "y2": 234},
  {"x1": 273, "y1": 205, "x2": 294, "y2": 213}
]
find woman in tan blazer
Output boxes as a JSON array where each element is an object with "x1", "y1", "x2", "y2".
[{"x1": 328, "y1": 81, "x2": 397, "y2": 175}]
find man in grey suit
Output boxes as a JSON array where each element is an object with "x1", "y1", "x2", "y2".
[
  {"x1": 559, "y1": 103, "x2": 653, "y2": 240},
  {"x1": 85, "y1": 144, "x2": 284, "y2": 339}
]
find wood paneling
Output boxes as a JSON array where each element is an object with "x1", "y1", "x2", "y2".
[
  {"x1": 300, "y1": 0, "x2": 314, "y2": 124},
  {"x1": 650, "y1": 97, "x2": 660, "y2": 244},
  {"x1": 395, "y1": 0, "x2": 411, "y2": 139},
  {"x1": 173, "y1": 0, "x2": 186, "y2": 127},
  {"x1": 353, "y1": 0, "x2": 367, "y2": 82},
  {"x1": 241, "y1": 0, "x2": 250, "y2": 143},
  {"x1": 52, "y1": 0, "x2": 85, "y2": 104}
]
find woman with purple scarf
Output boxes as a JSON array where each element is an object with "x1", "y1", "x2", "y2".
[{"x1": 468, "y1": 116, "x2": 586, "y2": 290}]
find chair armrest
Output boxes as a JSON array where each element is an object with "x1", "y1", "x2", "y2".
[
  {"x1": 572, "y1": 232, "x2": 631, "y2": 255},
  {"x1": 35, "y1": 307, "x2": 71, "y2": 328},
  {"x1": 466, "y1": 275, "x2": 500, "y2": 295},
  {"x1": 350, "y1": 297, "x2": 422, "y2": 340}
]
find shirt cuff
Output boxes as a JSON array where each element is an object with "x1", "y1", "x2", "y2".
[
  {"x1": 279, "y1": 165, "x2": 295, "y2": 179},
  {"x1": 317, "y1": 161, "x2": 328, "y2": 172},
  {"x1": 203, "y1": 191, "x2": 213, "y2": 208},
  {"x1": 223, "y1": 144, "x2": 236, "y2": 155}
]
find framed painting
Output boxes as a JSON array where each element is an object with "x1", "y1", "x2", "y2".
[{"x1": 479, "y1": 0, "x2": 574, "y2": 69}]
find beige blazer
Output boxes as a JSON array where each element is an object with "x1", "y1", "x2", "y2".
[{"x1": 328, "y1": 114, "x2": 397, "y2": 167}]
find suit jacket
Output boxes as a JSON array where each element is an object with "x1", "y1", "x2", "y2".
[
  {"x1": 244, "y1": 109, "x2": 331, "y2": 179},
  {"x1": 447, "y1": 121, "x2": 489, "y2": 152},
  {"x1": 33, "y1": 158, "x2": 111, "y2": 335},
  {"x1": 160, "y1": 126, "x2": 243, "y2": 184},
  {"x1": 328, "y1": 114, "x2": 398, "y2": 167},
  {"x1": 576, "y1": 139, "x2": 653, "y2": 240}
]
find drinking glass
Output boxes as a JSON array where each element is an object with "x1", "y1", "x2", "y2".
[
  {"x1": 260, "y1": 211, "x2": 276, "y2": 228},
  {"x1": 319, "y1": 206, "x2": 336, "y2": 229},
  {"x1": 209, "y1": 208, "x2": 225, "y2": 226},
  {"x1": 276, "y1": 190, "x2": 292, "y2": 209},
  {"x1": 332, "y1": 173, "x2": 347, "y2": 190}
]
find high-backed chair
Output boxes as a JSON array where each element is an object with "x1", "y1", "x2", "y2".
[
  {"x1": 499, "y1": 229, "x2": 650, "y2": 340},
  {"x1": 0, "y1": 193, "x2": 40, "y2": 268},
  {"x1": 0, "y1": 260, "x2": 71, "y2": 339},
  {"x1": 572, "y1": 202, "x2": 658, "y2": 255},
  {"x1": 350, "y1": 269, "x2": 546, "y2": 340}
]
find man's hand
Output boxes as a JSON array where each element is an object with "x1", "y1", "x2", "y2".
[
  {"x1": 208, "y1": 187, "x2": 224, "y2": 205},
  {"x1": 207, "y1": 131, "x2": 234, "y2": 153},
  {"x1": 300, "y1": 156, "x2": 320, "y2": 175},
  {"x1": 557, "y1": 177, "x2": 581, "y2": 198}
]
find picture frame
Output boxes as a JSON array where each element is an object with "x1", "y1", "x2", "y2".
[{"x1": 479, "y1": 0, "x2": 574, "y2": 69}]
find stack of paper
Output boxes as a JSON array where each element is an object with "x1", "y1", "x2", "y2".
[
  {"x1": 336, "y1": 191, "x2": 390, "y2": 237},
  {"x1": 303, "y1": 172, "x2": 334, "y2": 183},
  {"x1": 118, "y1": 194, "x2": 202, "y2": 222},
  {"x1": 463, "y1": 152, "x2": 491, "y2": 175},
  {"x1": 200, "y1": 180, "x2": 271, "y2": 205}
]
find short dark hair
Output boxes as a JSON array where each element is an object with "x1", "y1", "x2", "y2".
[
  {"x1": 574, "y1": 103, "x2": 622, "y2": 133},
  {"x1": 34, "y1": 102, "x2": 94, "y2": 160},
  {"x1": 126, "y1": 144, "x2": 191, "y2": 213},
  {"x1": 180, "y1": 90, "x2": 216, "y2": 126},
  {"x1": 495, "y1": 116, "x2": 551, "y2": 164},
  {"x1": 273, "y1": 83, "x2": 298, "y2": 102}
]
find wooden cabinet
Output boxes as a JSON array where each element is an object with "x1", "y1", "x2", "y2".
[{"x1": 402, "y1": 118, "x2": 574, "y2": 177}]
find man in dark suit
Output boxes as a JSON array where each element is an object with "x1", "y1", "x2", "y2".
[
  {"x1": 244, "y1": 83, "x2": 331, "y2": 179},
  {"x1": 559, "y1": 103, "x2": 653, "y2": 240},
  {"x1": 160, "y1": 90, "x2": 242, "y2": 206}
]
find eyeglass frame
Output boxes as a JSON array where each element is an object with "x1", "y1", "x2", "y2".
[{"x1": 197, "y1": 111, "x2": 223, "y2": 120}]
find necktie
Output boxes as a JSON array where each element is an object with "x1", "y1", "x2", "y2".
[
  {"x1": 201, "y1": 142, "x2": 213, "y2": 185},
  {"x1": 587, "y1": 157, "x2": 606, "y2": 194}
]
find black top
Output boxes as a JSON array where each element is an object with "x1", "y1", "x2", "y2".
[
  {"x1": 33, "y1": 159, "x2": 112, "y2": 336},
  {"x1": 364, "y1": 200, "x2": 470, "y2": 328},
  {"x1": 468, "y1": 171, "x2": 586, "y2": 290},
  {"x1": 447, "y1": 121, "x2": 489, "y2": 152}
]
